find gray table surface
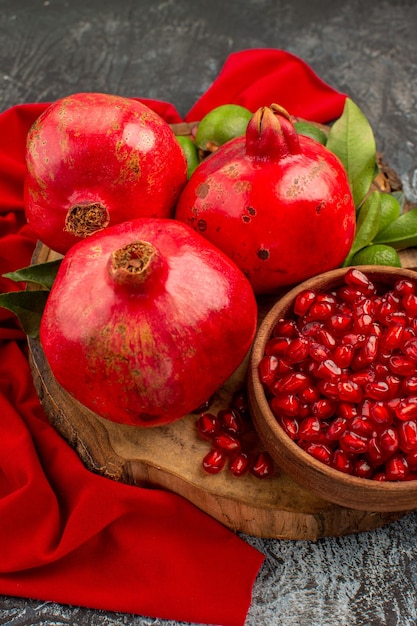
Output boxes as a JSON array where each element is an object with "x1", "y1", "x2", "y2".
[{"x1": 1, "y1": 0, "x2": 417, "y2": 624}]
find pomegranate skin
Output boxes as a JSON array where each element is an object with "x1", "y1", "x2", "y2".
[
  {"x1": 175, "y1": 105, "x2": 355, "y2": 294},
  {"x1": 40, "y1": 218, "x2": 257, "y2": 427},
  {"x1": 25, "y1": 93, "x2": 187, "y2": 254}
]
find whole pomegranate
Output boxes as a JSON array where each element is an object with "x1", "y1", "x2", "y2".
[
  {"x1": 25, "y1": 93, "x2": 187, "y2": 254},
  {"x1": 175, "y1": 104, "x2": 356, "y2": 294},
  {"x1": 40, "y1": 218, "x2": 257, "y2": 427}
]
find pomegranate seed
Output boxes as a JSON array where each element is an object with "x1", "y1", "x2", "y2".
[
  {"x1": 278, "y1": 415, "x2": 299, "y2": 440},
  {"x1": 386, "y1": 290, "x2": 401, "y2": 307},
  {"x1": 270, "y1": 394, "x2": 300, "y2": 417},
  {"x1": 273, "y1": 359, "x2": 293, "y2": 376},
  {"x1": 196, "y1": 413, "x2": 219, "y2": 440},
  {"x1": 303, "y1": 442, "x2": 332, "y2": 464},
  {"x1": 294, "y1": 289, "x2": 316, "y2": 315},
  {"x1": 202, "y1": 449, "x2": 226, "y2": 474},
  {"x1": 402, "y1": 375, "x2": 417, "y2": 395},
  {"x1": 365, "y1": 381, "x2": 391, "y2": 401},
  {"x1": 300, "y1": 358, "x2": 319, "y2": 377},
  {"x1": 340, "y1": 332, "x2": 365, "y2": 347},
  {"x1": 354, "y1": 297, "x2": 375, "y2": 316},
  {"x1": 287, "y1": 337, "x2": 310, "y2": 363},
  {"x1": 316, "y1": 293, "x2": 337, "y2": 306},
  {"x1": 386, "y1": 311, "x2": 407, "y2": 326},
  {"x1": 350, "y1": 415, "x2": 375, "y2": 437},
  {"x1": 344, "y1": 268, "x2": 374, "y2": 292},
  {"x1": 218, "y1": 408, "x2": 243, "y2": 437},
  {"x1": 402, "y1": 338, "x2": 417, "y2": 360},
  {"x1": 316, "y1": 359, "x2": 342, "y2": 381},
  {"x1": 230, "y1": 390, "x2": 249, "y2": 417},
  {"x1": 402, "y1": 327, "x2": 416, "y2": 342},
  {"x1": 316, "y1": 328, "x2": 336, "y2": 349},
  {"x1": 373, "y1": 363, "x2": 389, "y2": 379},
  {"x1": 299, "y1": 384, "x2": 320, "y2": 403},
  {"x1": 258, "y1": 355, "x2": 279, "y2": 384},
  {"x1": 277, "y1": 371, "x2": 310, "y2": 394},
  {"x1": 229, "y1": 452, "x2": 250, "y2": 476},
  {"x1": 394, "y1": 396, "x2": 417, "y2": 421},
  {"x1": 337, "y1": 286, "x2": 364, "y2": 303},
  {"x1": 353, "y1": 458, "x2": 373, "y2": 479},
  {"x1": 213, "y1": 433, "x2": 241, "y2": 454},
  {"x1": 300, "y1": 320, "x2": 323, "y2": 337},
  {"x1": 375, "y1": 301, "x2": 397, "y2": 324},
  {"x1": 373, "y1": 472, "x2": 388, "y2": 481},
  {"x1": 406, "y1": 450, "x2": 417, "y2": 470},
  {"x1": 361, "y1": 335, "x2": 379, "y2": 363},
  {"x1": 385, "y1": 454, "x2": 408, "y2": 481},
  {"x1": 403, "y1": 293, "x2": 417, "y2": 316},
  {"x1": 398, "y1": 420, "x2": 417, "y2": 453},
  {"x1": 369, "y1": 401, "x2": 393, "y2": 426},
  {"x1": 378, "y1": 427, "x2": 400, "y2": 454},
  {"x1": 299, "y1": 416, "x2": 322, "y2": 441},
  {"x1": 350, "y1": 368, "x2": 375, "y2": 386},
  {"x1": 353, "y1": 314, "x2": 373, "y2": 333},
  {"x1": 265, "y1": 336, "x2": 290, "y2": 357},
  {"x1": 333, "y1": 344, "x2": 354, "y2": 368},
  {"x1": 331, "y1": 448, "x2": 353, "y2": 473},
  {"x1": 312, "y1": 398, "x2": 336, "y2": 420},
  {"x1": 251, "y1": 451, "x2": 274, "y2": 478},
  {"x1": 338, "y1": 402, "x2": 358, "y2": 420},
  {"x1": 337, "y1": 380, "x2": 363, "y2": 403},
  {"x1": 325, "y1": 416, "x2": 347, "y2": 441},
  {"x1": 309, "y1": 341, "x2": 331, "y2": 362},
  {"x1": 328, "y1": 314, "x2": 352, "y2": 335},
  {"x1": 307, "y1": 301, "x2": 334, "y2": 321},
  {"x1": 385, "y1": 375, "x2": 401, "y2": 398},
  {"x1": 394, "y1": 279, "x2": 416, "y2": 296},
  {"x1": 388, "y1": 355, "x2": 416, "y2": 376},
  {"x1": 273, "y1": 318, "x2": 299, "y2": 338},
  {"x1": 317, "y1": 380, "x2": 339, "y2": 400},
  {"x1": 367, "y1": 436, "x2": 388, "y2": 467},
  {"x1": 339, "y1": 431, "x2": 369, "y2": 454}
]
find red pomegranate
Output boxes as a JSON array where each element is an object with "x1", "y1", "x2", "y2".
[
  {"x1": 40, "y1": 218, "x2": 258, "y2": 427},
  {"x1": 175, "y1": 104, "x2": 356, "y2": 294},
  {"x1": 24, "y1": 92, "x2": 187, "y2": 254}
]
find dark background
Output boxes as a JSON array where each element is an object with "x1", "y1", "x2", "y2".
[{"x1": 1, "y1": 0, "x2": 417, "y2": 624}]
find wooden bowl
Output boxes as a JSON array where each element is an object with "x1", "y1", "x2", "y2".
[{"x1": 248, "y1": 265, "x2": 417, "y2": 512}]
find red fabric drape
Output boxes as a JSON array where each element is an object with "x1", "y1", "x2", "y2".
[{"x1": 0, "y1": 49, "x2": 347, "y2": 625}]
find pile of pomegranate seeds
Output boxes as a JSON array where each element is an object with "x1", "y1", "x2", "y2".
[
  {"x1": 259, "y1": 268, "x2": 417, "y2": 482},
  {"x1": 196, "y1": 390, "x2": 275, "y2": 479}
]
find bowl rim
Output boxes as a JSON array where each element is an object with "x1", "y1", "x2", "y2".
[{"x1": 249, "y1": 265, "x2": 417, "y2": 509}]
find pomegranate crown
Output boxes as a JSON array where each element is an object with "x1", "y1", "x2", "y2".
[{"x1": 246, "y1": 103, "x2": 300, "y2": 160}]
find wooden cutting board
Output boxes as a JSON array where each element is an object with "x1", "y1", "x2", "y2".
[{"x1": 28, "y1": 243, "x2": 417, "y2": 541}]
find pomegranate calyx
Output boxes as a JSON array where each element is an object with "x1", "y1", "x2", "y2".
[
  {"x1": 107, "y1": 240, "x2": 165, "y2": 290},
  {"x1": 65, "y1": 202, "x2": 110, "y2": 238},
  {"x1": 246, "y1": 103, "x2": 300, "y2": 160}
]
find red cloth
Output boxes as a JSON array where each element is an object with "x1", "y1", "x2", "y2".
[{"x1": 0, "y1": 49, "x2": 346, "y2": 625}]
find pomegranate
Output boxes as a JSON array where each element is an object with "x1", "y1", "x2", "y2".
[
  {"x1": 175, "y1": 104, "x2": 355, "y2": 294},
  {"x1": 259, "y1": 268, "x2": 417, "y2": 481},
  {"x1": 25, "y1": 93, "x2": 187, "y2": 254},
  {"x1": 40, "y1": 218, "x2": 257, "y2": 427}
]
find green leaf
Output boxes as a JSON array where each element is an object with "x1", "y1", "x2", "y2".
[
  {"x1": 343, "y1": 190, "x2": 381, "y2": 266},
  {"x1": 374, "y1": 207, "x2": 417, "y2": 249},
  {"x1": 3, "y1": 259, "x2": 62, "y2": 290},
  {"x1": 0, "y1": 290, "x2": 49, "y2": 338},
  {"x1": 326, "y1": 98, "x2": 377, "y2": 208}
]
